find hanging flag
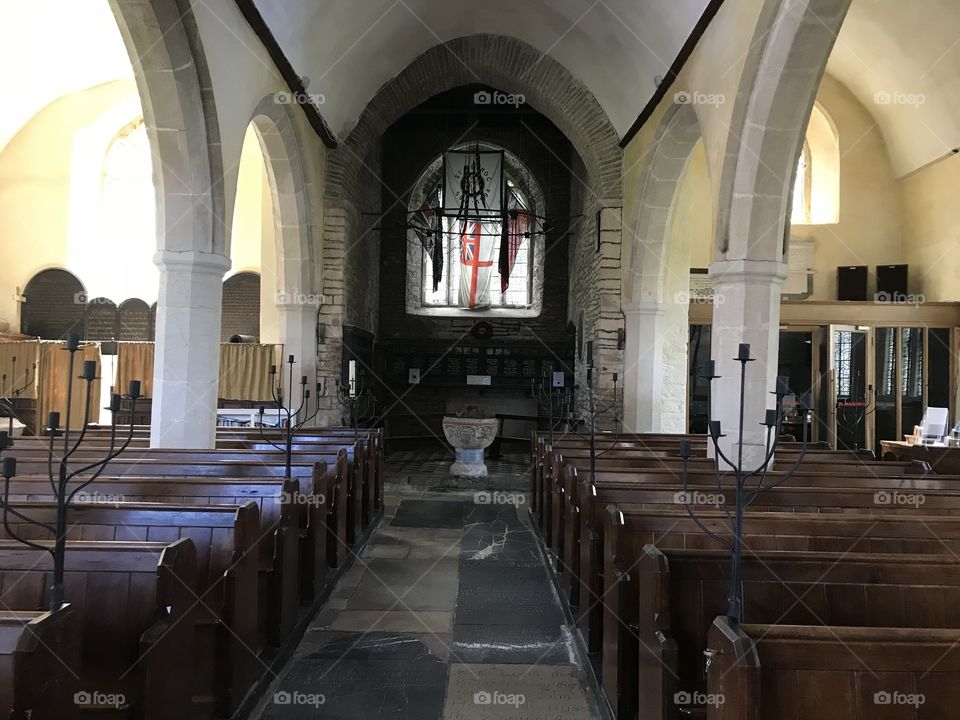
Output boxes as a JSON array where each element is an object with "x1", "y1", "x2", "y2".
[
  {"x1": 443, "y1": 150, "x2": 503, "y2": 219},
  {"x1": 459, "y1": 219, "x2": 498, "y2": 308},
  {"x1": 499, "y1": 208, "x2": 531, "y2": 292},
  {"x1": 408, "y1": 193, "x2": 444, "y2": 291}
]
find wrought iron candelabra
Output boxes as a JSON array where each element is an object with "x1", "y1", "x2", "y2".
[
  {"x1": 531, "y1": 372, "x2": 573, "y2": 444},
  {"x1": 258, "y1": 354, "x2": 322, "y2": 478},
  {"x1": 1, "y1": 354, "x2": 36, "y2": 443},
  {"x1": 0, "y1": 333, "x2": 141, "y2": 610},
  {"x1": 334, "y1": 370, "x2": 376, "y2": 443},
  {"x1": 679, "y1": 343, "x2": 810, "y2": 622}
]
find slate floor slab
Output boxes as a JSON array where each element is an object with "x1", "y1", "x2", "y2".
[
  {"x1": 454, "y1": 560, "x2": 565, "y2": 628},
  {"x1": 260, "y1": 633, "x2": 447, "y2": 720}
]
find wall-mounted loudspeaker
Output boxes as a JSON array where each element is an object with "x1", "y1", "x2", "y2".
[
  {"x1": 875, "y1": 264, "x2": 908, "y2": 301},
  {"x1": 837, "y1": 266, "x2": 868, "y2": 301}
]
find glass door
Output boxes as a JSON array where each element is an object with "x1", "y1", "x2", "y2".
[{"x1": 827, "y1": 325, "x2": 871, "y2": 451}]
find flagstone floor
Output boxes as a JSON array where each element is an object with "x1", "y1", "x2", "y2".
[{"x1": 253, "y1": 466, "x2": 603, "y2": 720}]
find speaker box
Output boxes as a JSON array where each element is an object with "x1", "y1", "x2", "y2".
[
  {"x1": 876, "y1": 264, "x2": 908, "y2": 300},
  {"x1": 837, "y1": 266, "x2": 868, "y2": 301}
]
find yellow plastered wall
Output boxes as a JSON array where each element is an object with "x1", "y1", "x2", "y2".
[
  {"x1": 899, "y1": 151, "x2": 960, "y2": 302},
  {"x1": 0, "y1": 79, "x2": 151, "y2": 330},
  {"x1": 228, "y1": 124, "x2": 279, "y2": 343}
]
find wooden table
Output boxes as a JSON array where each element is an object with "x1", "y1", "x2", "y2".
[{"x1": 880, "y1": 440, "x2": 960, "y2": 475}]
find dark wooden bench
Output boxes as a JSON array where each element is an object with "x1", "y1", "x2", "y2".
[
  {"x1": 707, "y1": 617, "x2": 960, "y2": 719},
  {"x1": 637, "y1": 546, "x2": 960, "y2": 720},
  {"x1": 0, "y1": 503, "x2": 261, "y2": 716},
  {"x1": 0, "y1": 605, "x2": 80, "y2": 720},
  {"x1": 601, "y1": 507, "x2": 960, "y2": 719},
  {"x1": 0, "y1": 540, "x2": 195, "y2": 719}
]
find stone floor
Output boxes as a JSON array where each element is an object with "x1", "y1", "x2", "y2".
[
  {"x1": 384, "y1": 448, "x2": 533, "y2": 491},
  {"x1": 252, "y1": 465, "x2": 602, "y2": 720}
]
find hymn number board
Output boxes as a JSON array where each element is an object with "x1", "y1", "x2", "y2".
[{"x1": 386, "y1": 343, "x2": 572, "y2": 387}]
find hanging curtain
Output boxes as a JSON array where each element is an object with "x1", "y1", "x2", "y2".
[
  {"x1": 218, "y1": 344, "x2": 281, "y2": 401},
  {"x1": 115, "y1": 342, "x2": 155, "y2": 398},
  {"x1": 0, "y1": 340, "x2": 40, "y2": 399},
  {"x1": 38, "y1": 341, "x2": 101, "y2": 428}
]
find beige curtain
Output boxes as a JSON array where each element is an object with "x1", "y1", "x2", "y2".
[
  {"x1": 38, "y1": 341, "x2": 101, "y2": 428},
  {"x1": 115, "y1": 342, "x2": 155, "y2": 398},
  {"x1": 0, "y1": 340, "x2": 40, "y2": 399},
  {"x1": 219, "y1": 344, "x2": 280, "y2": 401}
]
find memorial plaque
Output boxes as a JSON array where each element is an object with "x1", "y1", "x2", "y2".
[
  {"x1": 445, "y1": 354, "x2": 464, "y2": 376},
  {"x1": 21, "y1": 269, "x2": 85, "y2": 340},
  {"x1": 484, "y1": 356, "x2": 501, "y2": 375},
  {"x1": 84, "y1": 299, "x2": 118, "y2": 342},
  {"x1": 502, "y1": 358, "x2": 519, "y2": 377},
  {"x1": 464, "y1": 355, "x2": 481, "y2": 375},
  {"x1": 118, "y1": 299, "x2": 151, "y2": 341}
]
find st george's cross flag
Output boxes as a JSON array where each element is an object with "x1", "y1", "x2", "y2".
[{"x1": 458, "y1": 219, "x2": 498, "y2": 308}]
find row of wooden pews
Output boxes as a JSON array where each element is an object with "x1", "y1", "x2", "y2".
[
  {"x1": 529, "y1": 430, "x2": 960, "y2": 720},
  {"x1": 0, "y1": 425, "x2": 384, "y2": 720}
]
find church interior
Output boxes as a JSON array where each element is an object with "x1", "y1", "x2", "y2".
[{"x1": 2, "y1": 0, "x2": 960, "y2": 718}]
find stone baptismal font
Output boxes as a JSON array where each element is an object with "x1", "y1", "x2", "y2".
[{"x1": 441, "y1": 406, "x2": 499, "y2": 478}]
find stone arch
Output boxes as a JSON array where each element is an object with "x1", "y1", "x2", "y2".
[
  {"x1": 107, "y1": 0, "x2": 225, "y2": 256},
  {"x1": 246, "y1": 97, "x2": 317, "y2": 297},
  {"x1": 715, "y1": 0, "x2": 851, "y2": 262},
  {"x1": 243, "y1": 98, "x2": 320, "y2": 401},
  {"x1": 708, "y1": 0, "x2": 851, "y2": 464},
  {"x1": 621, "y1": 102, "x2": 705, "y2": 433},
  {"x1": 326, "y1": 34, "x2": 623, "y2": 206},
  {"x1": 625, "y1": 102, "x2": 704, "y2": 305}
]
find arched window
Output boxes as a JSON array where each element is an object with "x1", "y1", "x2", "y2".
[
  {"x1": 405, "y1": 145, "x2": 545, "y2": 317},
  {"x1": 791, "y1": 104, "x2": 839, "y2": 225}
]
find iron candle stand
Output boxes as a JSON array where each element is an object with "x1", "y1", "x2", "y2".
[{"x1": 258, "y1": 354, "x2": 322, "y2": 478}]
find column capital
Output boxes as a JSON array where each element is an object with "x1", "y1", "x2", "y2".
[
  {"x1": 153, "y1": 250, "x2": 231, "y2": 276},
  {"x1": 709, "y1": 259, "x2": 788, "y2": 286},
  {"x1": 621, "y1": 301, "x2": 665, "y2": 318}
]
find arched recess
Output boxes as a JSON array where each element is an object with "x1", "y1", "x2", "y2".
[
  {"x1": 107, "y1": 0, "x2": 225, "y2": 256},
  {"x1": 622, "y1": 102, "x2": 706, "y2": 432},
  {"x1": 709, "y1": 0, "x2": 851, "y2": 464},
  {"x1": 321, "y1": 34, "x2": 624, "y2": 424},
  {"x1": 106, "y1": 0, "x2": 229, "y2": 448},
  {"x1": 245, "y1": 97, "x2": 319, "y2": 409}
]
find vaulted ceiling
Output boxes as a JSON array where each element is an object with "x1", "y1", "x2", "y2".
[
  {"x1": 251, "y1": 0, "x2": 711, "y2": 140},
  {"x1": 828, "y1": 0, "x2": 960, "y2": 177}
]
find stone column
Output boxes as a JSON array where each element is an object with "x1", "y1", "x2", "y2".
[
  {"x1": 150, "y1": 250, "x2": 231, "y2": 449},
  {"x1": 709, "y1": 259, "x2": 788, "y2": 467},
  {"x1": 276, "y1": 298, "x2": 319, "y2": 424},
  {"x1": 621, "y1": 302, "x2": 666, "y2": 432}
]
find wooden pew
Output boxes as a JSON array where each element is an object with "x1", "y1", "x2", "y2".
[
  {"x1": 0, "y1": 540, "x2": 195, "y2": 720},
  {"x1": 0, "y1": 503, "x2": 261, "y2": 716},
  {"x1": 10, "y1": 447, "x2": 371, "y2": 545},
  {"x1": 0, "y1": 605, "x2": 80, "y2": 720},
  {"x1": 707, "y1": 617, "x2": 960, "y2": 719},
  {"x1": 5, "y1": 475, "x2": 305, "y2": 647},
  {"x1": 636, "y1": 546, "x2": 960, "y2": 720},
  {"x1": 600, "y1": 507, "x2": 960, "y2": 719}
]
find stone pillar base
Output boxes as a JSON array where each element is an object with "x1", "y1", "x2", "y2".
[{"x1": 451, "y1": 448, "x2": 488, "y2": 478}]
